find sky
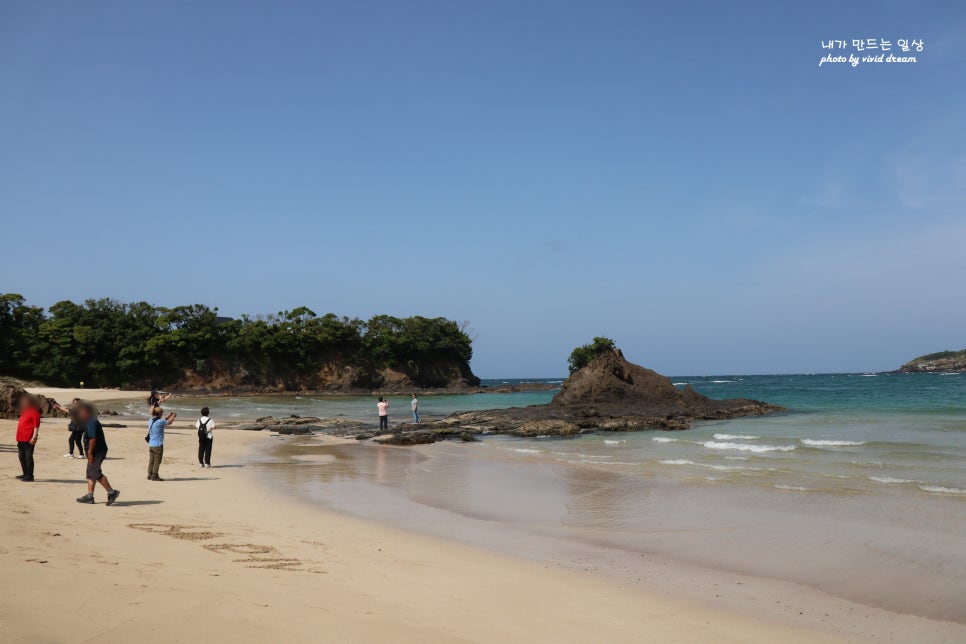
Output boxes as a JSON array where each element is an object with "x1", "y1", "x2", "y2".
[{"x1": 2, "y1": 1, "x2": 965, "y2": 377}]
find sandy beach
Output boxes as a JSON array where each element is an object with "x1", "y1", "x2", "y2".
[{"x1": 0, "y1": 389, "x2": 853, "y2": 643}]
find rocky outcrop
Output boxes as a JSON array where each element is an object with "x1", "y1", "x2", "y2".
[
  {"x1": 346, "y1": 350, "x2": 783, "y2": 443},
  {"x1": 237, "y1": 350, "x2": 783, "y2": 444},
  {"x1": 897, "y1": 350, "x2": 966, "y2": 373},
  {"x1": 550, "y1": 349, "x2": 778, "y2": 418},
  {"x1": 0, "y1": 385, "x2": 69, "y2": 420}
]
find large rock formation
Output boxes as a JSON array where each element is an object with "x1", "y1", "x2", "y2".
[
  {"x1": 0, "y1": 385, "x2": 69, "y2": 420},
  {"x1": 550, "y1": 349, "x2": 770, "y2": 418},
  {"x1": 352, "y1": 349, "x2": 784, "y2": 443}
]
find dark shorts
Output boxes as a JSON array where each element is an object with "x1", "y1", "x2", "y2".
[{"x1": 87, "y1": 452, "x2": 107, "y2": 481}]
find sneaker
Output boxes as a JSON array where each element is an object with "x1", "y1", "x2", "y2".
[
  {"x1": 76, "y1": 494, "x2": 95, "y2": 504},
  {"x1": 153, "y1": 477, "x2": 165, "y2": 482},
  {"x1": 64, "y1": 453, "x2": 72, "y2": 458},
  {"x1": 20, "y1": 476, "x2": 34, "y2": 482},
  {"x1": 106, "y1": 489, "x2": 120, "y2": 506},
  {"x1": 74, "y1": 454, "x2": 85, "y2": 459}
]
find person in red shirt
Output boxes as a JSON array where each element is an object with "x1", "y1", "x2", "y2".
[{"x1": 15, "y1": 395, "x2": 41, "y2": 482}]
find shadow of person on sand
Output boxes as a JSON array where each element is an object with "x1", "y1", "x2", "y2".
[
  {"x1": 33, "y1": 479, "x2": 88, "y2": 484},
  {"x1": 158, "y1": 477, "x2": 218, "y2": 482},
  {"x1": 111, "y1": 500, "x2": 163, "y2": 507},
  {"x1": 208, "y1": 464, "x2": 244, "y2": 469}
]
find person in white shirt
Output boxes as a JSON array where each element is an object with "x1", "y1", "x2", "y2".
[
  {"x1": 195, "y1": 407, "x2": 215, "y2": 468},
  {"x1": 411, "y1": 394, "x2": 419, "y2": 424},
  {"x1": 377, "y1": 397, "x2": 389, "y2": 432}
]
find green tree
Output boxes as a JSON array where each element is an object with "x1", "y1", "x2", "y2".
[{"x1": 567, "y1": 337, "x2": 617, "y2": 374}]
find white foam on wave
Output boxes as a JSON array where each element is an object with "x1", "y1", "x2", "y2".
[
  {"x1": 503, "y1": 447, "x2": 542, "y2": 454},
  {"x1": 860, "y1": 373, "x2": 878, "y2": 377},
  {"x1": 724, "y1": 455, "x2": 750, "y2": 461},
  {"x1": 713, "y1": 433, "x2": 759, "y2": 440},
  {"x1": 774, "y1": 484, "x2": 810, "y2": 491},
  {"x1": 869, "y1": 476, "x2": 916, "y2": 484},
  {"x1": 918, "y1": 485, "x2": 966, "y2": 495},
  {"x1": 659, "y1": 459, "x2": 752, "y2": 472},
  {"x1": 704, "y1": 441, "x2": 794, "y2": 453},
  {"x1": 652, "y1": 436, "x2": 677, "y2": 443},
  {"x1": 711, "y1": 380, "x2": 734, "y2": 383},
  {"x1": 603, "y1": 439, "x2": 625, "y2": 445},
  {"x1": 801, "y1": 439, "x2": 866, "y2": 447}
]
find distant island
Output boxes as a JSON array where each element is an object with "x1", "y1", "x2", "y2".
[
  {"x1": 897, "y1": 349, "x2": 966, "y2": 373},
  {"x1": 0, "y1": 293, "x2": 479, "y2": 392}
]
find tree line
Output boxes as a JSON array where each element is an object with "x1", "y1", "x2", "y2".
[{"x1": 0, "y1": 294, "x2": 477, "y2": 390}]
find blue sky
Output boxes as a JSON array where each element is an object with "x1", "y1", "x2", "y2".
[{"x1": 2, "y1": 1, "x2": 964, "y2": 377}]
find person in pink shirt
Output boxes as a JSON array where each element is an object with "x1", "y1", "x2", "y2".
[{"x1": 377, "y1": 397, "x2": 389, "y2": 432}]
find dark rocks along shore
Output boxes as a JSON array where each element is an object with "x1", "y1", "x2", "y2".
[{"x1": 240, "y1": 350, "x2": 784, "y2": 446}]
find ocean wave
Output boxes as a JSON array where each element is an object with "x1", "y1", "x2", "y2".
[
  {"x1": 672, "y1": 382, "x2": 688, "y2": 386},
  {"x1": 918, "y1": 485, "x2": 966, "y2": 495},
  {"x1": 659, "y1": 459, "x2": 755, "y2": 472},
  {"x1": 860, "y1": 373, "x2": 879, "y2": 377},
  {"x1": 713, "y1": 433, "x2": 759, "y2": 440},
  {"x1": 869, "y1": 476, "x2": 916, "y2": 484},
  {"x1": 503, "y1": 447, "x2": 542, "y2": 454},
  {"x1": 774, "y1": 484, "x2": 810, "y2": 491},
  {"x1": 603, "y1": 439, "x2": 625, "y2": 445},
  {"x1": 703, "y1": 441, "x2": 794, "y2": 453},
  {"x1": 652, "y1": 437, "x2": 677, "y2": 443},
  {"x1": 801, "y1": 439, "x2": 866, "y2": 447},
  {"x1": 711, "y1": 380, "x2": 735, "y2": 383}
]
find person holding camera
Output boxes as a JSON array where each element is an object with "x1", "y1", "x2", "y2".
[{"x1": 146, "y1": 406, "x2": 176, "y2": 481}]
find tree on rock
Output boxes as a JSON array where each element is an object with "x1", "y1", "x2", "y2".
[{"x1": 567, "y1": 337, "x2": 617, "y2": 374}]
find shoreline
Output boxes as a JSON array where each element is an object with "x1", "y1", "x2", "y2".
[
  {"x1": 4, "y1": 387, "x2": 963, "y2": 642},
  {"x1": 255, "y1": 435, "x2": 966, "y2": 642},
  {"x1": 1, "y1": 402, "x2": 846, "y2": 643}
]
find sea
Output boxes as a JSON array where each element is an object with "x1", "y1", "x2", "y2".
[{"x1": 136, "y1": 372, "x2": 966, "y2": 629}]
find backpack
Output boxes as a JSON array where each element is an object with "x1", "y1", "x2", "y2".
[{"x1": 198, "y1": 418, "x2": 210, "y2": 439}]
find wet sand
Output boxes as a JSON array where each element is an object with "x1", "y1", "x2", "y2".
[{"x1": 255, "y1": 435, "x2": 966, "y2": 642}]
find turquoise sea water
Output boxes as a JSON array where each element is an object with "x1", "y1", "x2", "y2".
[
  {"x1": 143, "y1": 372, "x2": 966, "y2": 495},
  {"x1": 237, "y1": 371, "x2": 965, "y2": 625}
]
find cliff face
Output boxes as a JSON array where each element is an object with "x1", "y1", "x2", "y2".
[
  {"x1": 168, "y1": 358, "x2": 480, "y2": 394},
  {"x1": 898, "y1": 350, "x2": 966, "y2": 373}
]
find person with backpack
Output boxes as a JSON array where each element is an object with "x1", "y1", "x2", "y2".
[
  {"x1": 195, "y1": 407, "x2": 215, "y2": 468},
  {"x1": 147, "y1": 406, "x2": 176, "y2": 481}
]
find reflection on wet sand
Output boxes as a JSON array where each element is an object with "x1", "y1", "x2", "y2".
[{"x1": 254, "y1": 437, "x2": 966, "y2": 626}]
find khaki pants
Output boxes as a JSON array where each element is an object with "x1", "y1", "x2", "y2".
[{"x1": 148, "y1": 446, "x2": 164, "y2": 478}]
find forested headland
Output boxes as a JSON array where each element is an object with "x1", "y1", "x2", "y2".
[{"x1": 0, "y1": 294, "x2": 479, "y2": 392}]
